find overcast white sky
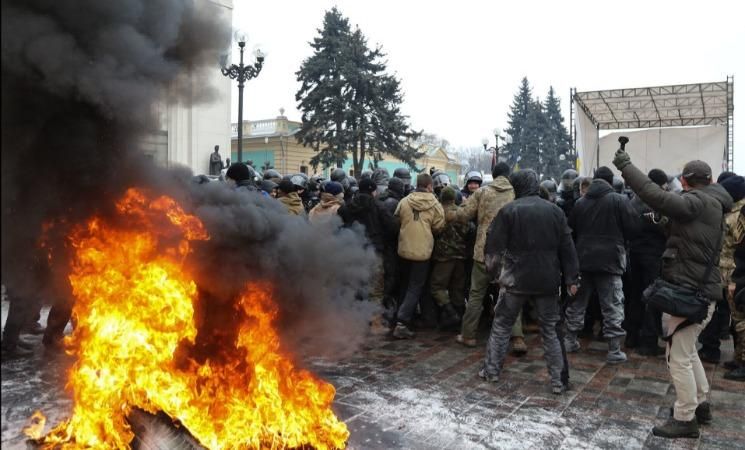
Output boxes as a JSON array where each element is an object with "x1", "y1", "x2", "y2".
[{"x1": 232, "y1": 0, "x2": 744, "y2": 173}]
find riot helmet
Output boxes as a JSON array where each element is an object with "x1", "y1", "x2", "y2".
[
  {"x1": 359, "y1": 170, "x2": 373, "y2": 180},
  {"x1": 560, "y1": 169, "x2": 579, "y2": 192},
  {"x1": 432, "y1": 171, "x2": 451, "y2": 191},
  {"x1": 612, "y1": 176, "x2": 625, "y2": 194},
  {"x1": 465, "y1": 170, "x2": 483, "y2": 185},
  {"x1": 330, "y1": 168, "x2": 347, "y2": 183},
  {"x1": 393, "y1": 167, "x2": 412, "y2": 186},
  {"x1": 263, "y1": 169, "x2": 281, "y2": 181},
  {"x1": 290, "y1": 173, "x2": 308, "y2": 191}
]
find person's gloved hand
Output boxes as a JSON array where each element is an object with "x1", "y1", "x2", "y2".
[{"x1": 613, "y1": 148, "x2": 631, "y2": 170}]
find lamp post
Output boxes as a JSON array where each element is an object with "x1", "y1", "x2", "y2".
[
  {"x1": 221, "y1": 31, "x2": 264, "y2": 163},
  {"x1": 483, "y1": 128, "x2": 513, "y2": 169}
]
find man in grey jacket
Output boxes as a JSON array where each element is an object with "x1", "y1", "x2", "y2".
[{"x1": 614, "y1": 152, "x2": 732, "y2": 439}]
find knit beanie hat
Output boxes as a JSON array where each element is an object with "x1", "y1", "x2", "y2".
[
  {"x1": 324, "y1": 181, "x2": 343, "y2": 196},
  {"x1": 440, "y1": 186, "x2": 457, "y2": 203},
  {"x1": 278, "y1": 179, "x2": 296, "y2": 194},
  {"x1": 720, "y1": 175, "x2": 745, "y2": 203},
  {"x1": 593, "y1": 166, "x2": 614, "y2": 185}
]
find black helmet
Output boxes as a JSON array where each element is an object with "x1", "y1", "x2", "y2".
[
  {"x1": 539, "y1": 179, "x2": 557, "y2": 194},
  {"x1": 360, "y1": 170, "x2": 373, "y2": 180},
  {"x1": 393, "y1": 167, "x2": 412, "y2": 185},
  {"x1": 290, "y1": 173, "x2": 308, "y2": 190},
  {"x1": 259, "y1": 179, "x2": 278, "y2": 195},
  {"x1": 612, "y1": 176, "x2": 625, "y2": 194},
  {"x1": 561, "y1": 169, "x2": 579, "y2": 180},
  {"x1": 245, "y1": 163, "x2": 258, "y2": 182},
  {"x1": 432, "y1": 171, "x2": 451, "y2": 190},
  {"x1": 372, "y1": 168, "x2": 390, "y2": 186},
  {"x1": 330, "y1": 168, "x2": 347, "y2": 182},
  {"x1": 465, "y1": 170, "x2": 483, "y2": 185},
  {"x1": 308, "y1": 175, "x2": 324, "y2": 191},
  {"x1": 263, "y1": 169, "x2": 281, "y2": 181},
  {"x1": 560, "y1": 169, "x2": 579, "y2": 192}
]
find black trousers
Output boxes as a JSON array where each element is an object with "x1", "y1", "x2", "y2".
[
  {"x1": 2, "y1": 295, "x2": 42, "y2": 347},
  {"x1": 699, "y1": 290, "x2": 730, "y2": 358},
  {"x1": 626, "y1": 252, "x2": 663, "y2": 347}
]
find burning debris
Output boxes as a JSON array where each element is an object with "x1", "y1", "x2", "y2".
[
  {"x1": 23, "y1": 189, "x2": 350, "y2": 449},
  {"x1": 3, "y1": 0, "x2": 376, "y2": 448}
]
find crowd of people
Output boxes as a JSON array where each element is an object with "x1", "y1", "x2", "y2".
[{"x1": 2, "y1": 151, "x2": 744, "y2": 440}]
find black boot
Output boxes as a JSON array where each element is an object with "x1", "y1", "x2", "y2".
[
  {"x1": 668, "y1": 401, "x2": 712, "y2": 425},
  {"x1": 652, "y1": 418, "x2": 699, "y2": 439},
  {"x1": 724, "y1": 364, "x2": 745, "y2": 381},
  {"x1": 439, "y1": 303, "x2": 461, "y2": 330},
  {"x1": 1, "y1": 341, "x2": 34, "y2": 359}
]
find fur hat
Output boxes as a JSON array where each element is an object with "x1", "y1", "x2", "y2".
[{"x1": 226, "y1": 162, "x2": 250, "y2": 182}]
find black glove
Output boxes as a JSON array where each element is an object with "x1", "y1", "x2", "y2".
[{"x1": 612, "y1": 148, "x2": 631, "y2": 171}]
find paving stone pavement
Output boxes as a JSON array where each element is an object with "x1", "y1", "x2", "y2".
[{"x1": 2, "y1": 303, "x2": 744, "y2": 449}]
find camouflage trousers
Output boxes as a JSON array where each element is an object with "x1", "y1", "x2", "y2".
[{"x1": 727, "y1": 295, "x2": 745, "y2": 363}]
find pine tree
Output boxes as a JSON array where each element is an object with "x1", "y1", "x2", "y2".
[
  {"x1": 542, "y1": 86, "x2": 573, "y2": 178},
  {"x1": 504, "y1": 77, "x2": 533, "y2": 169},
  {"x1": 295, "y1": 8, "x2": 352, "y2": 168},
  {"x1": 296, "y1": 9, "x2": 421, "y2": 174},
  {"x1": 520, "y1": 97, "x2": 546, "y2": 173}
]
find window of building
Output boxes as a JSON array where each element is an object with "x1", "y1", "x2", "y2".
[{"x1": 300, "y1": 165, "x2": 308, "y2": 174}]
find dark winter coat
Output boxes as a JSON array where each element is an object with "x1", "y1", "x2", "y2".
[
  {"x1": 380, "y1": 189, "x2": 404, "y2": 216},
  {"x1": 484, "y1": 171, "x2": 579, "y2": 295},
  {"x1": 568, "y1": 179, "x2": 638, "y2": 275},
  {"x1": 556, "y1": 189, "x2": 576, "y2": 217},
  {"x1": 433, "y1": 203, "x2": 470, "y2": 262},
  {"x1": 620, "y1": 162, "x2": 733, "y2": 301},
  {"x1": 629, "y1": 195, "x2": 668, "y2": 258},
  {"x1": 338, "y1": 192, "x2": 398, "y2": 253}
]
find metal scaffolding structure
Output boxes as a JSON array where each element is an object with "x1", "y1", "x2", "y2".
[{"x1": 570, "y1": 77, "x2": 734, "y2": 170}]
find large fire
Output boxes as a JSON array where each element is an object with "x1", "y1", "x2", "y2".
[{"x1": 28, "y1": 188, "x2": 348, "y2": 449}]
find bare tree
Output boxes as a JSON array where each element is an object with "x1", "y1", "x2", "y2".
[{"x1": 451, "y1": 146, "x2": 492, "y2": 173}]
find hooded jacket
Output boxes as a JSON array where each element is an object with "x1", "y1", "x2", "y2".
[
  {"x1": 450, "y1": 176, "x2": 515, "y2": 263},
  {"x1": 620, "y1": 162, "x2": 733, "y2": 300},
  {"x1": 338, "y1": 192, "x2": 397, "y2": 253},
  {"x1": 279, "y1": 192, "x2": 305, "y2": 216},
  {"x1": 308, "y1": 192, "x2": 344, "y2": 223},
  {"x1": 568, "y1": 179, "x2": 638, "y2": 275},
  {"x1": 394, "y1": 190, "x2": 446, "y2": 261},
  {"x1": 484, "y1": 170, "x2": 579, "y2": 295}
]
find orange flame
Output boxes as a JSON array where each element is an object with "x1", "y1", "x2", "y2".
[
  {"x1": 23, "y1": 411, "x2": 47, "y2": 441},
  {"x1": 35, "y1": 188, "x2": 348, "y2": 449}
]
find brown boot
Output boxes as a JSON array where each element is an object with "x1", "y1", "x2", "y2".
[{"x1": 511, "y1": 336, "x2": 527, "y2": 356}]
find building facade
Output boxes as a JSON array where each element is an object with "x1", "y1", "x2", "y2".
[
  {"x1": 142, "y1": 0, "x2": 233, "y2": 176},
  {"x1": 231, "y1": 113, "x2": 464, "y2": 183}
]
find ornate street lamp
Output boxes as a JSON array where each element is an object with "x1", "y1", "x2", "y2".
[{"x1": 221, "y1": 30, "x2": 264, "y2": 163}]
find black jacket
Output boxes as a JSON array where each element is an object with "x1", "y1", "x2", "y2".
[
  {"x1": 629, "y1": 195, "x2": 667, "y2": 257},
  {"x1": 380, "y1": 190, "x2": 403, "y2": 216},
  {"x1": 338, "y1": 192, "x2": 398, "y2": 253},
  {"x1": 556, "y1": 190, "x2": 576, "y2": 217},
  {"x1": 484, "y1": 171, "x2": 579, "y2": 295},
  {"x1": 620, "y1": 162, "x2": 732, "y2": 301},
  {"x1": 568, "y1": 179, "x2": 638, "y2": 275}
]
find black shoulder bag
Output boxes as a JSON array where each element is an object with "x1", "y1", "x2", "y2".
[{"x1": 642, "y1": 222, "x2": 723, "y2": 324}]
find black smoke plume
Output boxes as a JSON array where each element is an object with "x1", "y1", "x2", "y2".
[{"x1": 1, "y1": 0, "x2": 377, "y2": 361}]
